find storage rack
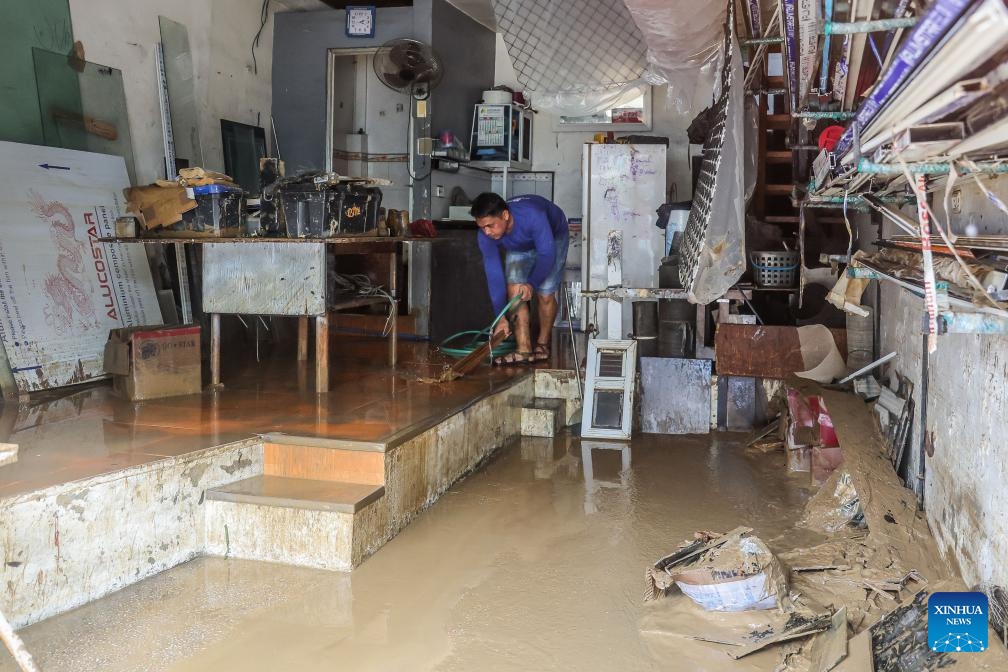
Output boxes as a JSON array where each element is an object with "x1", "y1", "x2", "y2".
[{"x1": 739, "y1": 0, "x2": 1008, "y2": 336}]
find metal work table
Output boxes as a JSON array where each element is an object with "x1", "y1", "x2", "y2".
[{"x1": 108, "y1": 237, "x2": 407, "y2": 393}]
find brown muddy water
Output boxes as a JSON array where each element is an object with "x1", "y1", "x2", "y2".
[{"x1": 3, "y1": 432, "x2": 818, "y2": 672}]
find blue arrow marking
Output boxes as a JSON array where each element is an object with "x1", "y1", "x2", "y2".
[{"x1": 39, "y1": 163, "x2": 70, "y2": 171}]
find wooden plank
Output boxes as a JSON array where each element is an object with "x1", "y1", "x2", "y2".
[
  {"x1": 263, "y1": 442, "x2": 385, "y2": 485},
  {"x1": 715, "y1": 325, "x2": 848, "y2": 378},
  {"x1": 297, "y1": 315, "x2": 309, "y2": 361},
  {"x1": 210, "y1": 313, "x2": 221, "y2": 388},
  {"x1": 388, "y1": 250, "x2": 398, "y2": 367},
  {"x1": 767, "y1": 150, "x2": 793, "y2": 163},
  {"x1": 767, "y1": 113, "x2": 791, "y2": 129},
  {"x1": 766, "y1": 183, "x2": 794, "y2": 195},
  {"x1": 315, "y1": 314, "x2": 329, "y2": 393}
]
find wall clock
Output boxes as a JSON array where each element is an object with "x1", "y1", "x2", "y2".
[{"x1": 346, "y1": 6, "x2": 376, "y2": 38}]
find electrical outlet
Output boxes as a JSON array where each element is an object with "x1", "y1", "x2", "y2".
[
  {"x1": 435, "y1": 185, "x2": 445, "y2": 197},
  {"x1": 950, "y1": 188, "x2": 962, "y2": 213}
]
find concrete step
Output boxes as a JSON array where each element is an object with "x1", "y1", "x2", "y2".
[
  {"x1": 533, "y1": 369, "x2": 583, "y2": 425},
  {"x1": 207, "y1": 475, "x2": 385, "y2": 514},
  {"x1": 261, "y1": 437, "x2": 385, "y2": 485},
  {"x1": 521, "y1": 398, "x2": 565, "y2": 438},
  {"x1": 204, "y1": 475, "x2": 385, "y2": 570}
]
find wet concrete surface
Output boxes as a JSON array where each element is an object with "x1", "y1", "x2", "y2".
[
  {"x1": 0, "y1": 337, "x2": 536, "y2": 498},
  {"x1": 3, "y1": 432, "x2": 815, "y2": 672}
]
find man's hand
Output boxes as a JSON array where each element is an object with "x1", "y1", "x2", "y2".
[
  {"x1": 493, "y1": 318, "x2": 512, "y2": 339},
  {"x1": 514, "y1": 283, "x2": 533, "y2": 301}
]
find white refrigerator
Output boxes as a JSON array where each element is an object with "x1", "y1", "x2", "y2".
[{"x1": 581, "y1": 143, "x2": 668, "y2": 338}]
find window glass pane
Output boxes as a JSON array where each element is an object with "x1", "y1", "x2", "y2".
[
  {"x1": 598, "y1": 351, "x2": 624, "y2": 377},
  {"x1": 592, "y1": 390, "x2": 624, "y2": 429},
  {"x1": 560, "y1": 94, "x2": 645, "y2": 126}
]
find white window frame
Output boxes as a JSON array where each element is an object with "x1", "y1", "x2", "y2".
[
  {"x1": 553, "y1": 87, "x2": 653, "y2": 133},
  {"x1": 580, "y1": 339, "x2": 637, "y2": 440}
]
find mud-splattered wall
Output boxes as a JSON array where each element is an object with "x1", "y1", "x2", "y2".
[
  {"x1": 879, "y1": 179, "x2": 1008, "y2": 593},
  {"x1": 69, "y1": 0, "x2": 285, "y2": 184}
]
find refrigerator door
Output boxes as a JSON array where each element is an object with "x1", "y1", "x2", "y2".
[{"x1": 582, "y1": 143, "x2": 667, "y2": 338}]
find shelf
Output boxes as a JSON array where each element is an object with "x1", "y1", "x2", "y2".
[{"x1": 100, "y1": 236, "x2": 411, "y2": 246}]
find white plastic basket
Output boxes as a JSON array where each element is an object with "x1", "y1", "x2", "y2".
[{"x1": 750, "y1": 251, "x2": 799, "y2": 288}]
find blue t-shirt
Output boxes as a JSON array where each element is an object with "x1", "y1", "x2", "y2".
[{"x1": 477, "y1": 195, "x2": 569, "y2": 313}]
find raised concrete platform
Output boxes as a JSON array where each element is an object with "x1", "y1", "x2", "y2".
[{"x1": 0, "y1": 356, "x2": 540, "y2": 632}]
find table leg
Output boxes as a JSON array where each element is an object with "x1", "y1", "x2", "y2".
[
  {"x1": 316, "y1": 314, "x2": 329, "y2": 393},
  {"x1": 297, "y1": 315, "x2": 309, "y2": 361},
  {"x1": 388, "y1": 251, "x2": 397, "y2": 367},
  {"x1": 210, "y1": 313, "x2": 221, "y2": 388}
]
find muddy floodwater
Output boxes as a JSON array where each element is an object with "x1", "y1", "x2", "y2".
[{"x1": 4, "y1": 433, "x2": 817, "y2": 672}]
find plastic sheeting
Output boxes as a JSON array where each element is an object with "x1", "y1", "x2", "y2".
[
  {"x1": 679, "y1": 5, "x2": 746, "y2": 305},
  {"x1": 622, "y1": 0, "x2": 727, "y2": 114},
  {"x1": 533, "y1": 80, "x2": 651, "y2": 118}
]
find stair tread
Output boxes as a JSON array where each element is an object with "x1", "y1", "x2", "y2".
[
  {"x1": 526, "y1": 398, "x2": 566, "y2": 411},
  {"x1": 765, "y1": 215, "x2": 800, "y2": 223},
  {"x1": 766, "y1": 114, "x2": 791, "y2": 128},
  {"x1": 207, "y1": 475, "x2": 384, "y2": 514},
  {"x1": 767, "y1": 150, "x2": 792, "y2": 162},
  {"x1": 765, "y1": 76, "x2": 785, "y2": 86},
  {"x1": 766, "y1": 184, "x2": 794, "y2": 195}
]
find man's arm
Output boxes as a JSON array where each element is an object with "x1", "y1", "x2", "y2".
[{"x1": 477, "y1": 233, "x2": 508, "y2": 314}]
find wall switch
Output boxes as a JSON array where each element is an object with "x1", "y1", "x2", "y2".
[{"x1": 435, "y1": 185, "x2": 445, "y2": 197}]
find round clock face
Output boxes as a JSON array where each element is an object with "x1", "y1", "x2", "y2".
[{"x1": 348, "y1": 8, "x2": 374, "y2": 36}]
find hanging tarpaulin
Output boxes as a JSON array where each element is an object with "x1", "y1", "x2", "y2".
[
  {"x1": 622, "y1": 0, "x2": 726, "y2": 114},
  {"x1": 679, "y1": 2, "x2": 746, "y2": 304},
  {"x1": 798, "y1": 0, "x2": 821, "y2": 101}
]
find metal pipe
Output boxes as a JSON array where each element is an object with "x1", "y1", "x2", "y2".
[
  {"x1": 917, "y1": 334, "x2": 929, "y2": 509},
  {"x1": 0, "y1": 607, "x2": 40, "y2": 672},
  {"x1": 825, "y1": 17, "x2": 918, "y2": 34},
  {"x1": 820, "y1": 0, "x2": 835, "y2": 93},
  {"x1": 741, "y1": 36, "x2": 784, "y2": 45},
  {"x1": 856, "y1": 158, "x2": 1008, "y2": 175},
  {"x1": 794, "y1": 110, "x2": 856, "y2": 119}
]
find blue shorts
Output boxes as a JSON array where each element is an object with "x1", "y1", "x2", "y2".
[{"x1": 504, "y1": 233, "x2": 569, "y2": 296}]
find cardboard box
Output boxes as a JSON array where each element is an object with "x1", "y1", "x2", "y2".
[{"x1": 104, "y1": 325, "x2": 202, "y2": 400}]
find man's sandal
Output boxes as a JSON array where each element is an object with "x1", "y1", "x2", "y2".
[
  {"x1": 531, "y1": 343, "x2": 550, "y2": 362},
  {"x1": 493, "y1": 351, "x2": 534, "y2": 366}
]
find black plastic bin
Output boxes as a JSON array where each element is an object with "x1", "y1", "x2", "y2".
[
  {"x1": 171, "y1": 184, "x2": 245, "y2": 237},
  {"x1": 278, "y1": 181, "x2": 383, "y2": 238}
]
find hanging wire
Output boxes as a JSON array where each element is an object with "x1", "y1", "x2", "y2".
[
  {"x1": 252, "y1": 0, "x2": 271, "y2": 75},
  {"x1": 332, "y1": 273, "x2": 398, "y2": 336}
]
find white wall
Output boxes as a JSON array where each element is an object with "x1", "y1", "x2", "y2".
[
  {"x1": 69, "y1": 0, "x2": 279, "y2": 185},
  {"x1": 493, "y1": 35, "x2": 694, "y2": 218},
  {"x1": 876, "y1": 177, "x2": 1008, "y2": 592}
]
